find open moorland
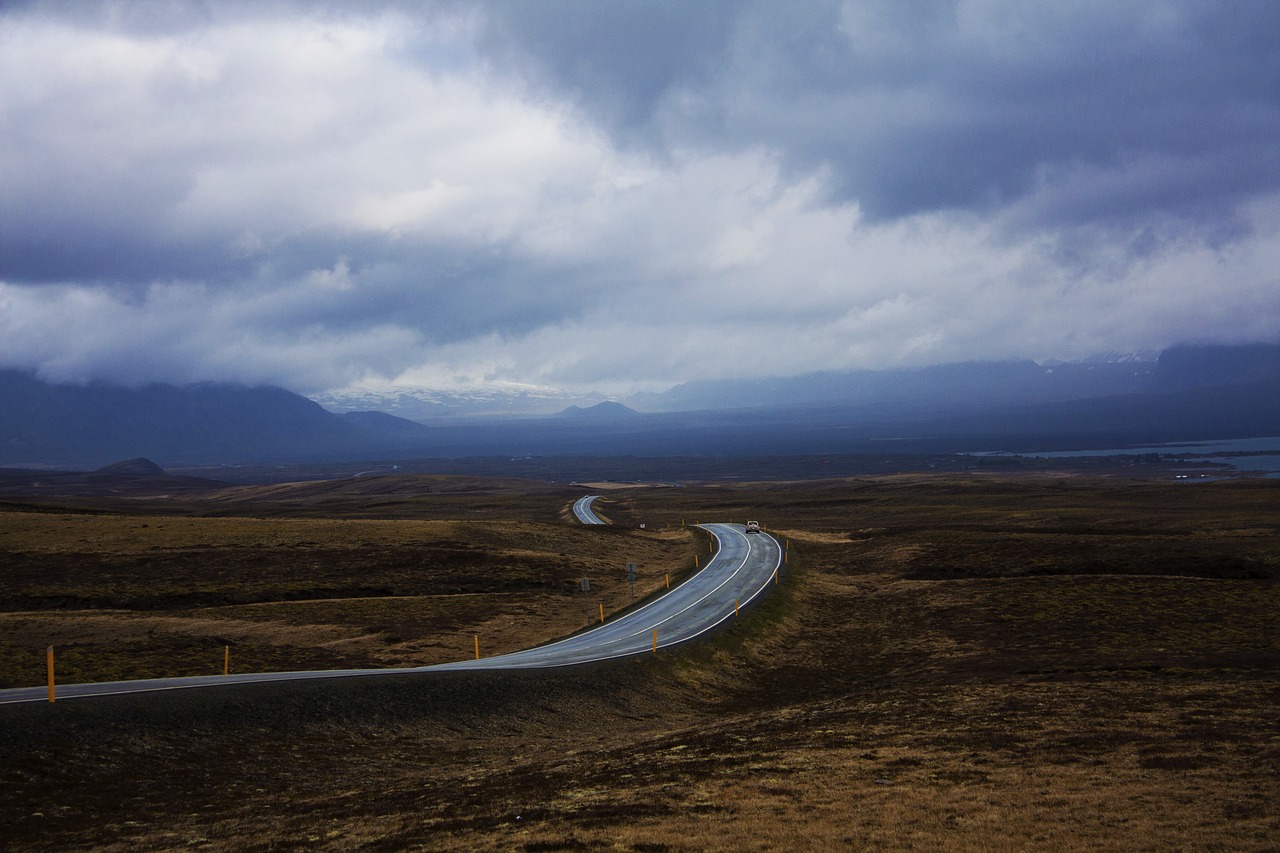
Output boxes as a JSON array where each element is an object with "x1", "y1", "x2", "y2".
[
  {"x1": 0, "y1": 476, "x2": 697, "y2": 687},
  {"x1": 2, "y1": 472, "x2": 1279, "y2": 850}
]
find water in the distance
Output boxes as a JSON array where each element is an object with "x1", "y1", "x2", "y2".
[{"x1": 974, "y1": 437, "x2": 1280, "y2": 477}]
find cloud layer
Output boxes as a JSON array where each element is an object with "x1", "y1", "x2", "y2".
[{"x1": 2, "y1": 1, "x2": 1278, "y2": 394}]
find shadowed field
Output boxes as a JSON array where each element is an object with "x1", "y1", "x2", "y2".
[{"x1": 2, "y1": 473, "x2": 1278, "y2": 850}]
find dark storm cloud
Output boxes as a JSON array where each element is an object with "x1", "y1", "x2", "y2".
[
  {"x1": 478, "y1": 1, "x2": 1280, "y2": 228},
  {"x1": 475, "y1": 0, "x2": 740, "y2": 139}
]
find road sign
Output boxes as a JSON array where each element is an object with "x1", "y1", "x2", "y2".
[
  {"x1": 580, "y1": 578, "x2": 590, "y2": 593},
  {"x1": 626, "y1": 562, "x2": 637, "y2": 581}
]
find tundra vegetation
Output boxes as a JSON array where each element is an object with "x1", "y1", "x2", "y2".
[{"x1": 2, "y1": 473, "x2": 1278, "y2": 850}]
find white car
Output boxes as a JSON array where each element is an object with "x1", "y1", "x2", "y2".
[{"x1": 744, "y1": 520, "x2": 761, "y2": 533}]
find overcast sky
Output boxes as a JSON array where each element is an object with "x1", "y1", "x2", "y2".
[{"x1": 3, "y1": 1, "x2": 1279, "y2": 396}]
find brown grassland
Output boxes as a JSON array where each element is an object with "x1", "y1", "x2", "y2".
[{"x1": 2, "y1": 472, "x2": 1279, "y2": 851}]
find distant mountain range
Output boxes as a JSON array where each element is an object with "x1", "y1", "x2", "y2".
[
  {"x1": 316, "y1": 353, "x2": 1165, "y2": 419},
  {"x1": 313, "y1": 383, "x2": 608, "y2": 419},
  {"x1": 1, "y1": 344, "x2": 1277, "y2": 468}
]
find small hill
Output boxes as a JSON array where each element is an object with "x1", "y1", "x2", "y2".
[
  {"x1": 555, "y1": 401, "x2": 640, "y2": 420},
  {"x1": 340, "y1": 411, "x2": 432, "y2": 437},
  {"x1": 93, "y1": 458, "x2": 167, "y2": 477},
  {"x1": 0, "y1": 457, "x2": 228, "y2": 497}
]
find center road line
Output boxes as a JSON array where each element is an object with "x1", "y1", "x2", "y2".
[{"x1": 572, "y1": 495, "x2": 605, "y2": 524}]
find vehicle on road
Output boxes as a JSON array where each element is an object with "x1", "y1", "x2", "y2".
[{"x1": 745, "y1": 520, "x2": 760, "y2": 533}]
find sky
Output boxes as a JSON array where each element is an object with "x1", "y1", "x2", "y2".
[{"x1": 2, "y1": 0, "x2": 1279, "y2": 397}]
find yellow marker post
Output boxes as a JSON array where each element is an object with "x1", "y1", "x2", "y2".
[
  {"x1": 599, "y1": 601, "x2": 605, "y2": 623},
  {"x1": 695, "y1": 555, "x2": 699, "y2": 569},
  {"x1": 46, "y1": 645, "x2": 55, "y2": 703},
  {"x1": 652, "y1": 629, "x2": 657, "y2": 653},
  {"x1": 665, "y1": 573, "x2": 670, "y2": 589},
  {"x1": 773, "y1": 567, "x2": 779, "y2": 585},
  {"x1": 474, "y1": 634, "x2": 480, "y2": 660},
  {"x1": 224, "y1": 645, "x2": 230, "y2": 676},
  {"x1": 735, "y1": 598, "x2": 739, "y2": 616}
]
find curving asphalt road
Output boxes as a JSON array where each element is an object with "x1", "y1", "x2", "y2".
[
  {"x1": 572, "y1": 495, "x2": 605, "y2": 524},
  {"x1": 0, "y1": 522, "x2": 782, "y2": 705},
  {"x1": 434, "y1": 523, "x2": 781, "y2": 670}
]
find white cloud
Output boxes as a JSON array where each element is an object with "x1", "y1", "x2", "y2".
[{"x1": 0, "y1": 2, "x2": 1277, "y2": 398}]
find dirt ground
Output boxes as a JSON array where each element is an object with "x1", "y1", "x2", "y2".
[{"x1": 2, "y1": 474, "x2": 1278, "y2": 850}]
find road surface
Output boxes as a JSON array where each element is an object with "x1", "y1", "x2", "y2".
[
  {"x1": 572, "y1": 495, "x2": 604, "y2": 524},
  {"x1": 0, "y1": 523, "x2": 781, "y2": 705}
]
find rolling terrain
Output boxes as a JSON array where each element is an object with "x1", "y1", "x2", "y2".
[{"x1": 1, "y1": 472, "x2": 1278, "y2": 849}]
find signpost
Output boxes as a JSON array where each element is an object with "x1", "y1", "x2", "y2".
[
  {"x1": 626, "y1": 562, "x2": 637, "y2": 601},
  {"x1": 580, "y1": 578, "x2": 591, "y2": 623}
]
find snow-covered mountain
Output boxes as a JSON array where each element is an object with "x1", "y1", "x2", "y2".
[{"x1": 312, "y1": 383, "x2": 611, "y2": 420}]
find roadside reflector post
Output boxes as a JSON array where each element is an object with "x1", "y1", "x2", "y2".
[
  {"x1": 665, "y1": 572, "x2": 670, "y2": 589},
  {"x1": 773, "y1": 568, "x2": 779, "y2": 585},
  {"x1": 735, "y1": 598, "x2": 740, "y2": 616},
  {"x1": 224, "y1": 645, "x2": 230, "y2": 676},
  {"x1": 474, "y1": 634, "x2": 480, "y2": 660},
  {"x1": 652, "y1": 629, "x2": 657, "y2": 653},
  {"x1": 46, "y1": 646, "x2": 55, "y2": 703},
  {"x1": 695, "y1": 555, "x2": 699, "y2": 569},
  {"x1": 599, "y1": 601, "x2": 605, "y2": 623}
]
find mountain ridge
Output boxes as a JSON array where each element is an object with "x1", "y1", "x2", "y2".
[{"x1": 2, "y1": 343, "x2": 1277, "y2": 467}]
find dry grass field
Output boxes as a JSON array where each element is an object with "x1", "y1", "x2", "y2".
[
  {"x1": 2, "y1": 472, "x2": 1279, "y2": 850},
  {"x1": 0, "y1": 509, "x2": 697, "y2": 688}
]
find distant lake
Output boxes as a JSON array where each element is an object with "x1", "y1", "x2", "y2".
[{"x1": 974, "y1": 436, "x2": 1280, "y2": 477}]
